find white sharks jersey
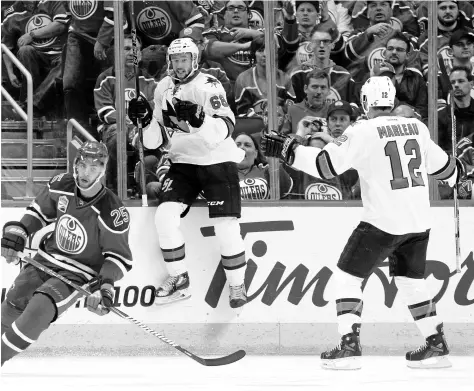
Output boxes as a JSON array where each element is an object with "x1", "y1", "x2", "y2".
[
  {"x1": 151, "y1": 71, "x2": 244, "y2": 165},
  {"x1": 293, "y1": 115, "x2": 457, "y2": 235}
]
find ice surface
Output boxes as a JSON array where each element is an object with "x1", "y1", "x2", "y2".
[{"x1": 1, "y1": 356, "x2": 473, "y2": 391}]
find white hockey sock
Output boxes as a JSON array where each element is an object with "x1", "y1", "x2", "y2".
[
  {"x1": 334, "y1": 268, "x2": 365, "y2": 336},
  {"x1": 395, "y1": 276, "x2": 440, "y2": 337}
]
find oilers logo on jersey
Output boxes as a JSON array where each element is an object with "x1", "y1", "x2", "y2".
[
  {"x1": 56, "y1": 215, "x2": 88, "y2": 254},
  {"x1": 69, "y1": 0, "x2": 98, "y2": 20},
  {"x1": 26, "y1": 14, "x2": 56, "y2": 47},
  {"x1": 137, "y1": 7, "x2": 172, "y2": 41}
]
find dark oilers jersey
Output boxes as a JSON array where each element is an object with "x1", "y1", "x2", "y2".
[{"x1": 20, "y1": 173, "x2": 133, "y2": 282}]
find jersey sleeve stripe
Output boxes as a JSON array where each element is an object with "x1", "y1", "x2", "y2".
[
  {"x1": 104, "y1": 256, "x2": 129, "y2": 275},
  {"x1": 47, "y1": 185, "x2": 74, "y2": 196},
  {"x1": 104, "y1": 251, "x2": 132, "y2": 266},
  {"x1": 212, "y1": 115, "x2": 234, "y2": 138},
  {"x1": 29, "y1": 201, "x2": 56, "y2": 222},
  {"x1": 98, "y1": 215, "x2": 130, "y2": 234},
  {"x1": 316, "y1": 150, "x2": 337, "y2": 180},
  {"x1": 24, "y1": 210, "x2": 47, "y2": 227},
  {"x1": 430, "y1": 155, "x2": 456, "y2": 180}
]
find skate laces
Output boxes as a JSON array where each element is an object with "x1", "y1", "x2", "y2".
[
  {"x1": 229, "y1": 284, "x2": 245, "y2": 299},
  {"x1": 412, "y1": 341, "x2": 429, "y2": 354},
  {"x1": 328, "y1": 343, "x2": 342, "y2": 355},
  {"x1": 160, "y1": 275, "x2": 179, "y2": 291}
]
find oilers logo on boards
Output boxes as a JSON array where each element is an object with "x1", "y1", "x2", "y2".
[
  {"x1": 69, "y1": 0, "x2": 98, "y2": 20},
  {"x1": 137, "y1": 6, "x2": 172, "y2": 41},
  {"x1": 305, "y1": 183, "x2": 342, "y2": 201},
  {"x1": 25, "y1": 14, "x2": 56, "y2": 47},
  {"x1": 56, "y1": 215, "x2": 87, "y2": 254},
  {"x1": 240, "y1": 178, "x2": 269, "y2": 200}
]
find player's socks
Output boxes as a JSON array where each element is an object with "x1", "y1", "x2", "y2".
[
  {"x1": 1, "y1": 301, "x2": 23, "y2": 336},
  {"x1": 221, "y1": 251, "x2": 247, "y2": 308},
  {"x1": 321, "y1": 323, "x2": 362, "y2": 370},
  {"x1": 1, "y1": 293, "x2": 55, "y2": 365},
  {"x1": 406, "y1": 323, "x2": 452, "y2": 369}
]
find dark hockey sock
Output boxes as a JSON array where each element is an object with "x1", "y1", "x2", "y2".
[
  {"x1": 1, "y1": 300, "x2": 23, "y2": 336},
  {"x1": 1, "y1": 293, "x2": 55, "y2": 366},
  {"x1": 221, "y1": 251, "x2": 247, "y2": 286},
  {"x1": 161, "y1": 244, "x2": 187, "y2": 276}
]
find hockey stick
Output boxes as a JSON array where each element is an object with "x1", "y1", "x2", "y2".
[
  {"x1": 22, "y1": 255, "x2": 246, "y2": 366},
  {"x1": 449, "y1": 92, "x2": 462, "y2": 273},
  {"x1": 129, "y1": 1, "x2": 148, "y2": 207}
]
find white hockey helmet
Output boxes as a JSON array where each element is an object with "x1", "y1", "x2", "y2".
[
  {"x1": 167, "y1": 38, "x2": 199, "y2": 80},
  {"x1": 360, "y1": 76, "x2": 396, "y2": 115}
]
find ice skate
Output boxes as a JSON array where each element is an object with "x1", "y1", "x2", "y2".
[
  {"x1": 154, "y1": 272, "x2": 191, "y2": 305},
  {"x1": 321, "y1": 323, "x2": 362, "y2": 370},
  {"x1": 406, "y1": 323, "x2": 452, "y2": 369},
  {"x1": 229, "y1": 283, "x2": 247, "y2": 308}
]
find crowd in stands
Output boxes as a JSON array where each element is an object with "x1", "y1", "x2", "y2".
[{"x1": 1, "y1": 1, "x2": 473, "y2": 201}]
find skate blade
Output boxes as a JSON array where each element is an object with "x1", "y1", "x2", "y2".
[
  {"x1": 154, "y1": 290, "x2": 191, "y2": 306},
  {"x1": 407, "y1": 355, "x2": 452, "y2": 369},
  {"x1": 321, "y1": 357, "x2": 362, "y2": 370}
]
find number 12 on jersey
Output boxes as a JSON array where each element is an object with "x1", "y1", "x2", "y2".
[{"x1": 385, "y1": 139, "x2": 425, "y2": 190}]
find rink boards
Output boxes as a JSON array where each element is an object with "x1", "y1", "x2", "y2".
[{"x1": 1, "y1": 206, "x2": 473, "y2": 355}]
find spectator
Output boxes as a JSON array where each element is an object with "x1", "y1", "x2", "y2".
[
  {"x1": 350, "y1": 1, "x2": 420, "y2": 36},
  {"x1": 94, "y1": 35, "x2": 160, "y2": 194},
  {"x1": 234, "y1": 35, "x2": 295, "y2": 129},
  {"x1": 418, "y1": 1, "x2": 474, "y2": 77},
  {"x1": 290, "y1": 24, "x2": 358, "y2": 108},
  {"x1": 132, "y1": 1, "x2": 205, "y2": 78},
  {"x1": 438, "y1": 28, "x2": 474, "y2": 106},
  {"x1": 376, "y1": 32, "x2": 428, "y2": 120},
  {"x1": 1, "y1": 1, "x2": 69, "y2": 116},
  {"x1": 457, "y1": 134, "x2": 474, "y2": 199},
  {"x1": 327, "y1": 0, "x2": 354, "y2": 42},
  {"x1": 344, "y1": 0, "x2": 421, "y2": 87},
  {"x1": 63, "y1": 1, "x2": 127, "y2": 137},
  {"x1": 438, "y1": 66, "x2": 474, "y2": 152},
  {"x1": 193, "y1": 1, "x2": 226, "y2": 29},
  {"x1": 235, "y1": 133, "x2": 293, "y2": 199},
  {"x1": 291, "y1": 100, "x2": 359, "y2": 200},
  {"x1": 282, "y1": 70, "x2": 331, "y2": 134}
]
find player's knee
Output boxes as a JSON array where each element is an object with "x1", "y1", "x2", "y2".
[
  {"x1": 213, "y1": 217, "x2": 244, "y2": 253},
  {"x1": 155, "y1": 202, "x2": 185, "y2": 236},
  {"x1": 334, "y1": 267, "x2": 365, "y2": 290},
  {"x1": 27, "y1": 292, "x2": 58, "y2": 324}
]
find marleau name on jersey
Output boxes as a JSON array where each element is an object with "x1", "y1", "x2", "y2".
[{"x1": 377, "y1": 122, "x2": 419, "y2": 139}]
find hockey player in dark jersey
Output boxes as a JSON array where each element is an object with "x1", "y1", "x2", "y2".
[
  {"x1": 128, "y1": 38, "x2": 247, "y2": 308},
  {"x1": 1, "y1": 141, "x2": 133, "y2": 366}
]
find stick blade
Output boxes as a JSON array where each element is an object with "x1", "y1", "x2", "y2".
[{"x1": 197, "y1": 349, "x2": 246, "y2": 366}]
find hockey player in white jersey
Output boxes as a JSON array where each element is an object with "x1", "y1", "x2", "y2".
[
  {"x1": 261, "y1": 76, "x2": 463, "y2": 369},
  {"x1": 128, "y1": 38, "x2": 247, "y2": 308}
]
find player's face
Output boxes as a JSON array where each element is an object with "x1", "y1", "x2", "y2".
[
  {"x1": 170, "y1": 53, "x2": 193, "y2": 79},
  {"x1": 304, "y1": 77, "x2": 330, "y2": 108},
  {"x1": 438, "y1": 2, "x2": 458, "y2": 23},
  {"x1": 124, "y1": 38, "x2": 141, "y2": 67},
  {"x1": 367, "y1": 1, "x2": 391, "y2": 23},
  {"x1": 75, "y1": 158, "x2": 103, "y2": 189},
  {"x1": 450, "y1": 70, "x2": 473, "y2": 98},
  {"x1": 311, "y1": 31, "x2": 332, "y2": 60},
  {"x1": 225, "y1": 1, "x2": 248, "y2": 28},
  {"x1": 328, "y1": 111, "x2": 351, "y2": 138},
  {"x1": 451, "y1": 39, "x2": 474, "y2": 60},
  {"x1": 296, "y1": 3, "x2": 319, "y2": 28},
  {"x1": 235, "y1": 134, "x2": 258, "y2": 169},
  {"x1": 385, "y1": 39, "x2": 408, "y2": 66}
]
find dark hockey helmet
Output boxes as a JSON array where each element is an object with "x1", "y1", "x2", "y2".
[{"x1": 75, "y1": 141, "x2": 109, "y2": 166}]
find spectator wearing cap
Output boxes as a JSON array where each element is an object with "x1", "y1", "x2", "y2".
[
  {"x1": 418, "y1": 1, "x2": 474, "y2": 78},
  {"x1": 281, "y1": 69, "x2": 331, "y2": 134},
  {"x1": 438, "y1": 28, "x2": 474, "y2": 106},
  {"x1": 1, "y1": 1, "x2": 69, "y2": 117},
  {"x1": 343, "y1": 1, "x2": 421, "y2": 86},
  {"x1": 438, "y1": 66, "x2": 474, "y2": 153},
  {"x1": 234, "y1": 35, "x2": 295, "y2": 129},
  {"x1": 290, "y1": 24, "x2": 358, "y2": 106}
]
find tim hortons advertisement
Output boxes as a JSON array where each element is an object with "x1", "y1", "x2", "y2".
[{"x1": 1, "y1": 207, "x2": 473, "y2": 325}]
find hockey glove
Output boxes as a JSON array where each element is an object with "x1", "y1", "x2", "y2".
[
  {"x1": 1, "y1": 222, "x2": 28, "y2": 265},
  {"x1": 128, "y1": 96, "x2": 153, "y2": 128},
  {"x1": 260, "y1": 132, "x2": 301, "y2": 166},
  {"x1": 172, "y1": 97, "x2": 205, "y2": 128},
  {"x1": 86, "y1": 277, "x2": 115, "y2": 316}
]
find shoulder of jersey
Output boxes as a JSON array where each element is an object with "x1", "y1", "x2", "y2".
[
  {"x1": 94, "y1": 189, "x2": 130, "y2": 231},
  {"x1": 197, "y1": 73, "x2": 223, "y2": 89},
  {"x1": 48, "y1": 172, "x2": 76, "y2": 193}
]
